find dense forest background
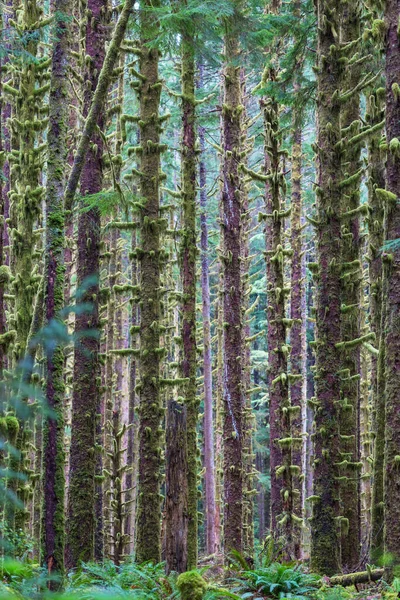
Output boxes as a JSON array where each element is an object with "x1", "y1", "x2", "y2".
[{"x1": 0, "y1": 0, "x2": 399, "y2": 596}]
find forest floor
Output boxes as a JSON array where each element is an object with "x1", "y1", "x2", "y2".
[{"x1": 0, "y1": 557, "x2": 397, "y2": 600}]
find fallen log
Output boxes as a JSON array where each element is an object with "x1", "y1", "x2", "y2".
[{"x1": 328, "y1": 568, "x2": 384, "y2": 587}]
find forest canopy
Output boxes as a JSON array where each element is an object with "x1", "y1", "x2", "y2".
[{"x1": 0, "y1": 0, "x2": 399, "y2": 597}]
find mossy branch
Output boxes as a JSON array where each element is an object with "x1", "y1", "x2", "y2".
[
  {"x1": 336, "y1": 332, "x2": 375, "y2": 350},
  {"x1": 64, "y1": 0, "x2": 136, "y2": 211}
]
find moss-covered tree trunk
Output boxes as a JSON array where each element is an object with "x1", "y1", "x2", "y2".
[
  {"x1": 124, "y1": 223, "x2": 139, "y2": 556},
  {"x1": 240, "y1": 71, "x2": 255, "y2": 558},
  {"x1": 382, "y1": 0, "x2": 400, "y2": 564},
  {"x1": 215, "y1": 271, "x2": 223, "y2": 552},
  {"x1": 8, "y1": 0, "x2": 43, "y2": 366},
  {"x1": 5, "y1": 0, "x2": 49, "y2": 532},
  {"x1": 221, "y1": 3, "x2": 244, "y2": 557},
  {"x1": 103, "y1": 225, "x2": 118, "y2": 558},
  {"x1": 180, "y1": 24, "x2": 198, "y2": 569},
  {"x1": 66, "y1": 0, "x2": 109, "y2": 568},
  {"x1": 198, "y1": 67, "x2": 217, "y2": 557},
  {"x1": 289, "y1": 117, "x2": 305, "y2": 559},
  {"x1": 42, "y1": 0, "x2": 72, "y2": 580},
  {"x1": 261, "y1": 71, "x2": 294, "y2": 555},
  {"x1": 165, "y1": 399, "x2": 188, "y2": 574},
  {"x1": 368, "y1": 91, "x2": 386, "y2": 559},
  {"x1": 310, "y1": 0, "x2": 343, "y2": 574},
  {"x1": 338, "y1": 1, "x2": 362, "y2": 568},
  {"x1": 135, "y1": 0, "x2": 164, "y2": 564},
  {"x1": 304, "y1": 263, "x2": 315, "y2": 552},
  {"x1": 0, "y1": 35, "x2": 7, "y2": 379}
]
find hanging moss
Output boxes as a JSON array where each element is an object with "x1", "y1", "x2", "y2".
[
  {"x1": 134, "y1": 0, "x2": 164, "y2": 565},
  {"x1": 310, "y1": 0, "x2": 345, "y2": 576}
]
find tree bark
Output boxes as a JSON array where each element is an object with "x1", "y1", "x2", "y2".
[
  {"x1": 368, "y1": 91, "x2": 386, "y2": 559},
  {"x1": 42, "y1": 0, "x2": 72, "y2": 580},
  {"x1": 221, "y1": 2, "x2": 244, "y2": 557},
  {"x1": 289, "y1": 117, "x2": 306, "y2": 559},
  {"x1": 165, "y1": 400, "x2": 188, "y2": 574},
  {"x1": 66, "y1": 0, "x2": 109, "y2": 568},
  {"x1": 310, "y1": 0, "x2": 343, "y2": 574},
  {"x1": 198, "y1": 64, "x2": 217, "y2": 557},
  {"x1": 261, "y1": 71, "x2": 294, "y2": 555},
  {"x1": 135, "y1": 0, "x2": 164, "y2": 563},
  {"x1": 180, "y1": 22, "x2": 198, "y2": 569},
  {"x1": 338, "y1": 0, "x2": 362, "y2": 569},
  {"x1": 383, "y1": 0, "x2": 400, "y2": 563}
]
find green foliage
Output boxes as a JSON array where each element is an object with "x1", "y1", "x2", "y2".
[
  {"x1": 230, "y1": 562, "x2": 320, "y2": 599},
  {"x1": 0, "y1": 525, "x2": 34, "y2": 561},
  {"x1": 79, "y1": 189, "x2": 141, "y2": 217},
  {"x1": 315, "y1": 587, "x2": 352, "y2": 600},
  {"x1": 0, "y1": 559, "x2": 241, "y2": 599}
]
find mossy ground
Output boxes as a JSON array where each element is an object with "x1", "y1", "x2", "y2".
[{"x1": 0, "y1": 556, "x2": 396, "y2": 599}]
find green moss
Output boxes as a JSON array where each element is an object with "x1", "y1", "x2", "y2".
[
  {"x1": 0, "y1": 265, "x2": 11, "y2": 285},
  {"x1": 176, "y1": 571, "x2": 208, "y2": 600},
  {"x1": 5, "y1": 416, "x2": 20, "y2": 444}
]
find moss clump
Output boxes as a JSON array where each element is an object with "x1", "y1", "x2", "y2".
[
  {"x1": 5, "y1": 416, "x2": 20, "y2": 444},
  {"x1": 176, "y1": 571, "x2": 208, "y2": 600},
  {"x1": 0, "y1": 265, "x2": 11, "y2": 285}
]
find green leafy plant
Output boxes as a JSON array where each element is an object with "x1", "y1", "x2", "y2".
[{"x1": 231, "y1": 562, "x2": 320, "y2": 599}]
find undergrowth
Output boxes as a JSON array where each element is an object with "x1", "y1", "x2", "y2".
[{"x1": 0, "y1": 556, "x2": 396, "y2": 599}]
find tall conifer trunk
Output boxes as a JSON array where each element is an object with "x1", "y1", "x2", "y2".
[
  {"x1": 261, "y1": 67, "x2": 294, "y2": 555},
  {"x1": 42, "y1": 0, "x2": 72, "y2": 580},
  {"x1": 135, "y1": 0, "x2": 164, "y2": 563},
  {"x1": 198, "y1": 65, "x2": 217, "y2": 556},
  {"x1": 221, "y1": 3, "x2": 244, "y2": 556},
  {"x1": 382, "y1": 0, "x2": 400, "y2": 563},
  {"x1": 180, "y1": 23, "x2": 198, "y2": 568},
  {"x1": 5, "y1": 0, "x2": 48, "y2": 530},
  {"x1": 338, "y1": 1, "x2": 362, "y2": 568},
  {"x1": 311, "y1": 0, "x2": 343, "y2": 574},
  {"x1": 165, "y1": 400, "x2": 188, "y2": 573},
  {"x1": 0, "y1": 27, "x2": 7, "y2": 379},
  {"x1": 368, "y1": 91, "x2": 386, "y2": 559},
  {"x1": 66, "y1": 0, "x2": 109, "y2": 568},
  {"x1": 124, "y1": 226, "x2": 139, "y2": 556},
  {"x1": 290, "y1": 117, "x2": 306, "y2": 559}
]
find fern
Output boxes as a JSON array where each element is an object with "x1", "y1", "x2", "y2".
[{"x1": 230, "y1": 562, "x2": 320, "y2": 599}]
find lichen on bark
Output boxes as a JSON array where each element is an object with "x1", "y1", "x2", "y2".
[
  {"x1": 310, "y1": 0, "x2": 344, "y2": 574},
  {"x1": 135, "y1": 0, "x2": 165, "y2": 564}
]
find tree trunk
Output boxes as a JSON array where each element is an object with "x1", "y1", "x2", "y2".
[
  {"x1": 180, "y1": 23, "x2": 198, "y2": 569},
  {"x1": 338, "y1": 0, "x2": 362, "y2": 569},
  {"x1": 368, "y1": 91, "x2": 386, "y2": 559},
  {"x1": 66, "y1": 0, "x2": 109, "y2": 568},
  {"x1": 42, "y1": 0, "x2": 72, "y2": 580},
  {"x1": 135, "y1": 0, "x2": 164, "y2": 563},
  {"x1": 221, "y1": 3, "x2": 244, "y2": 557},
  {"x1": 383, "y1": 0, "x2": 400, "y2": 563},
  {"x1": 165, "y1": 400, "x2": 188, "y2": 574},
  {"x1": 124, "y1": 227, "x2": 139, "y2": 556},
  {"x1": 310, "y1": 0, "x2": 343, "y2": 574},
  {"x1": 261, "y1": 72, "x2": 294, "y2": 555},
  {"x1": 289, "y1": 117, "x2": 306, "y2": 559},
  {"x1": 215, "y1": 272, "x2": 223, "y2": 552},
  {"x1": 5, "y1": 0, "x2": 46, "y2": 532},
  {"x1": 198, "y1": 64, "x2": 217, "y2": 557}
]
